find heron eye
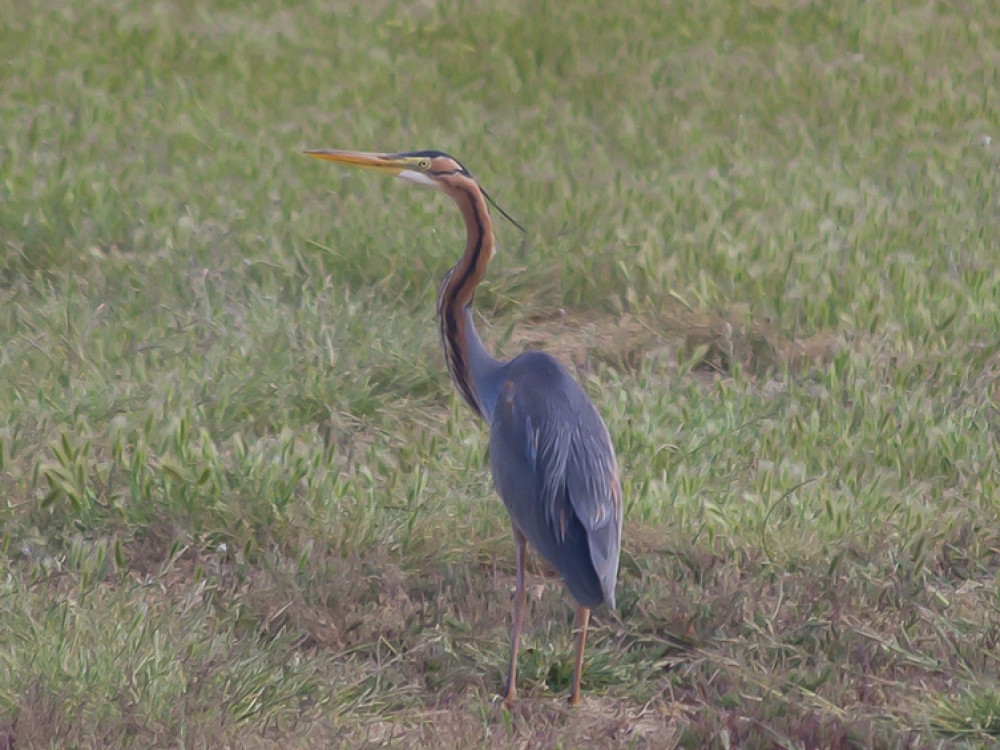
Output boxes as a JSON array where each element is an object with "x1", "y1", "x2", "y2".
[{"x1": 418, "y1": 158, "x2": 431, "y2": 170}]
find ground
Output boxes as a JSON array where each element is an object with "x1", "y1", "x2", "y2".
[{"x1": 1, "y1": 0, "x2": 999, "y2": 747}]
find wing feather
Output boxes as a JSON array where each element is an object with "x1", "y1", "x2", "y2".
[{"x1": 488, "y1": 352, "x2": 622, "y2": 608}]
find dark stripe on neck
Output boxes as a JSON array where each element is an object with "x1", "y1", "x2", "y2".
[{"x1": 440, "y1": 182, "x2": 489, "y2": 418}]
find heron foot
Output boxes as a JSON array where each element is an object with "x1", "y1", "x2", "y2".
[{"x1": 502, "y1": 685, "x2": 517, "y2": 707}]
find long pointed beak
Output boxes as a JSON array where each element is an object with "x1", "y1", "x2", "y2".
[{"x1": 303, "y1": 149, "x2": 408, "y2": 176}]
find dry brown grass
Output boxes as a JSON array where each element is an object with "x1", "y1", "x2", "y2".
[{"x1": 502, "y1": 305, "x2": 842, "y2": 382}]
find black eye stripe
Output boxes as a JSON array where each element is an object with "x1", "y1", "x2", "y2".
[{"x1": 428, "y1": 168, "x2": 467, "y2": 177}]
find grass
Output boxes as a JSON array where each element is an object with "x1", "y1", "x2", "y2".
[{"x1": 2, "y1": 0, "x2": 1000, "y2": 746}]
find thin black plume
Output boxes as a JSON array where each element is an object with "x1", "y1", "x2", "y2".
[{"x1": 480, "y1": 186, "x2": 526, "y2": 234}]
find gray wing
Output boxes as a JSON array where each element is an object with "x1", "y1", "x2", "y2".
[{"x1": 489, "y1": 352, "x2": 622, "y2": 609}]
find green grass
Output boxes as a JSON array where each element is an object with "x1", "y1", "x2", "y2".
[{"x1": 2, "y1": 0, "x2": 1000, "y2": 746}]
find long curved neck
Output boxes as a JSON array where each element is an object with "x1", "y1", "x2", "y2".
[{"x1": 436, "y1": 178, "x2": 504, "y2": 423}]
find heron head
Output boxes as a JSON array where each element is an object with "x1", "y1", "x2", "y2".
[
  {"x1": 304, "y1": 148, "x2": 525, "y2": 232},
  {"x1": 303, "y1": 149, "x2": 470, "y2": 191}
]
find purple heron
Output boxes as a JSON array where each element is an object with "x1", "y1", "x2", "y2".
[{"x1": 305, "y1": 148, "x2": 622, "y2": 705}]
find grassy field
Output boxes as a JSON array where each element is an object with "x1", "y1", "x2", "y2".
[{"x1": 2, "y1": 0, "x2": 1000, "y2": 746}]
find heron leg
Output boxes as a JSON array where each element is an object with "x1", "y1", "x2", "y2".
[
  {"x1": 568, "y1": 605, "x2": 590, "y2": 706},
  {"x1": 503, "y1": 527, "x2": 527, "y2": 705}
]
